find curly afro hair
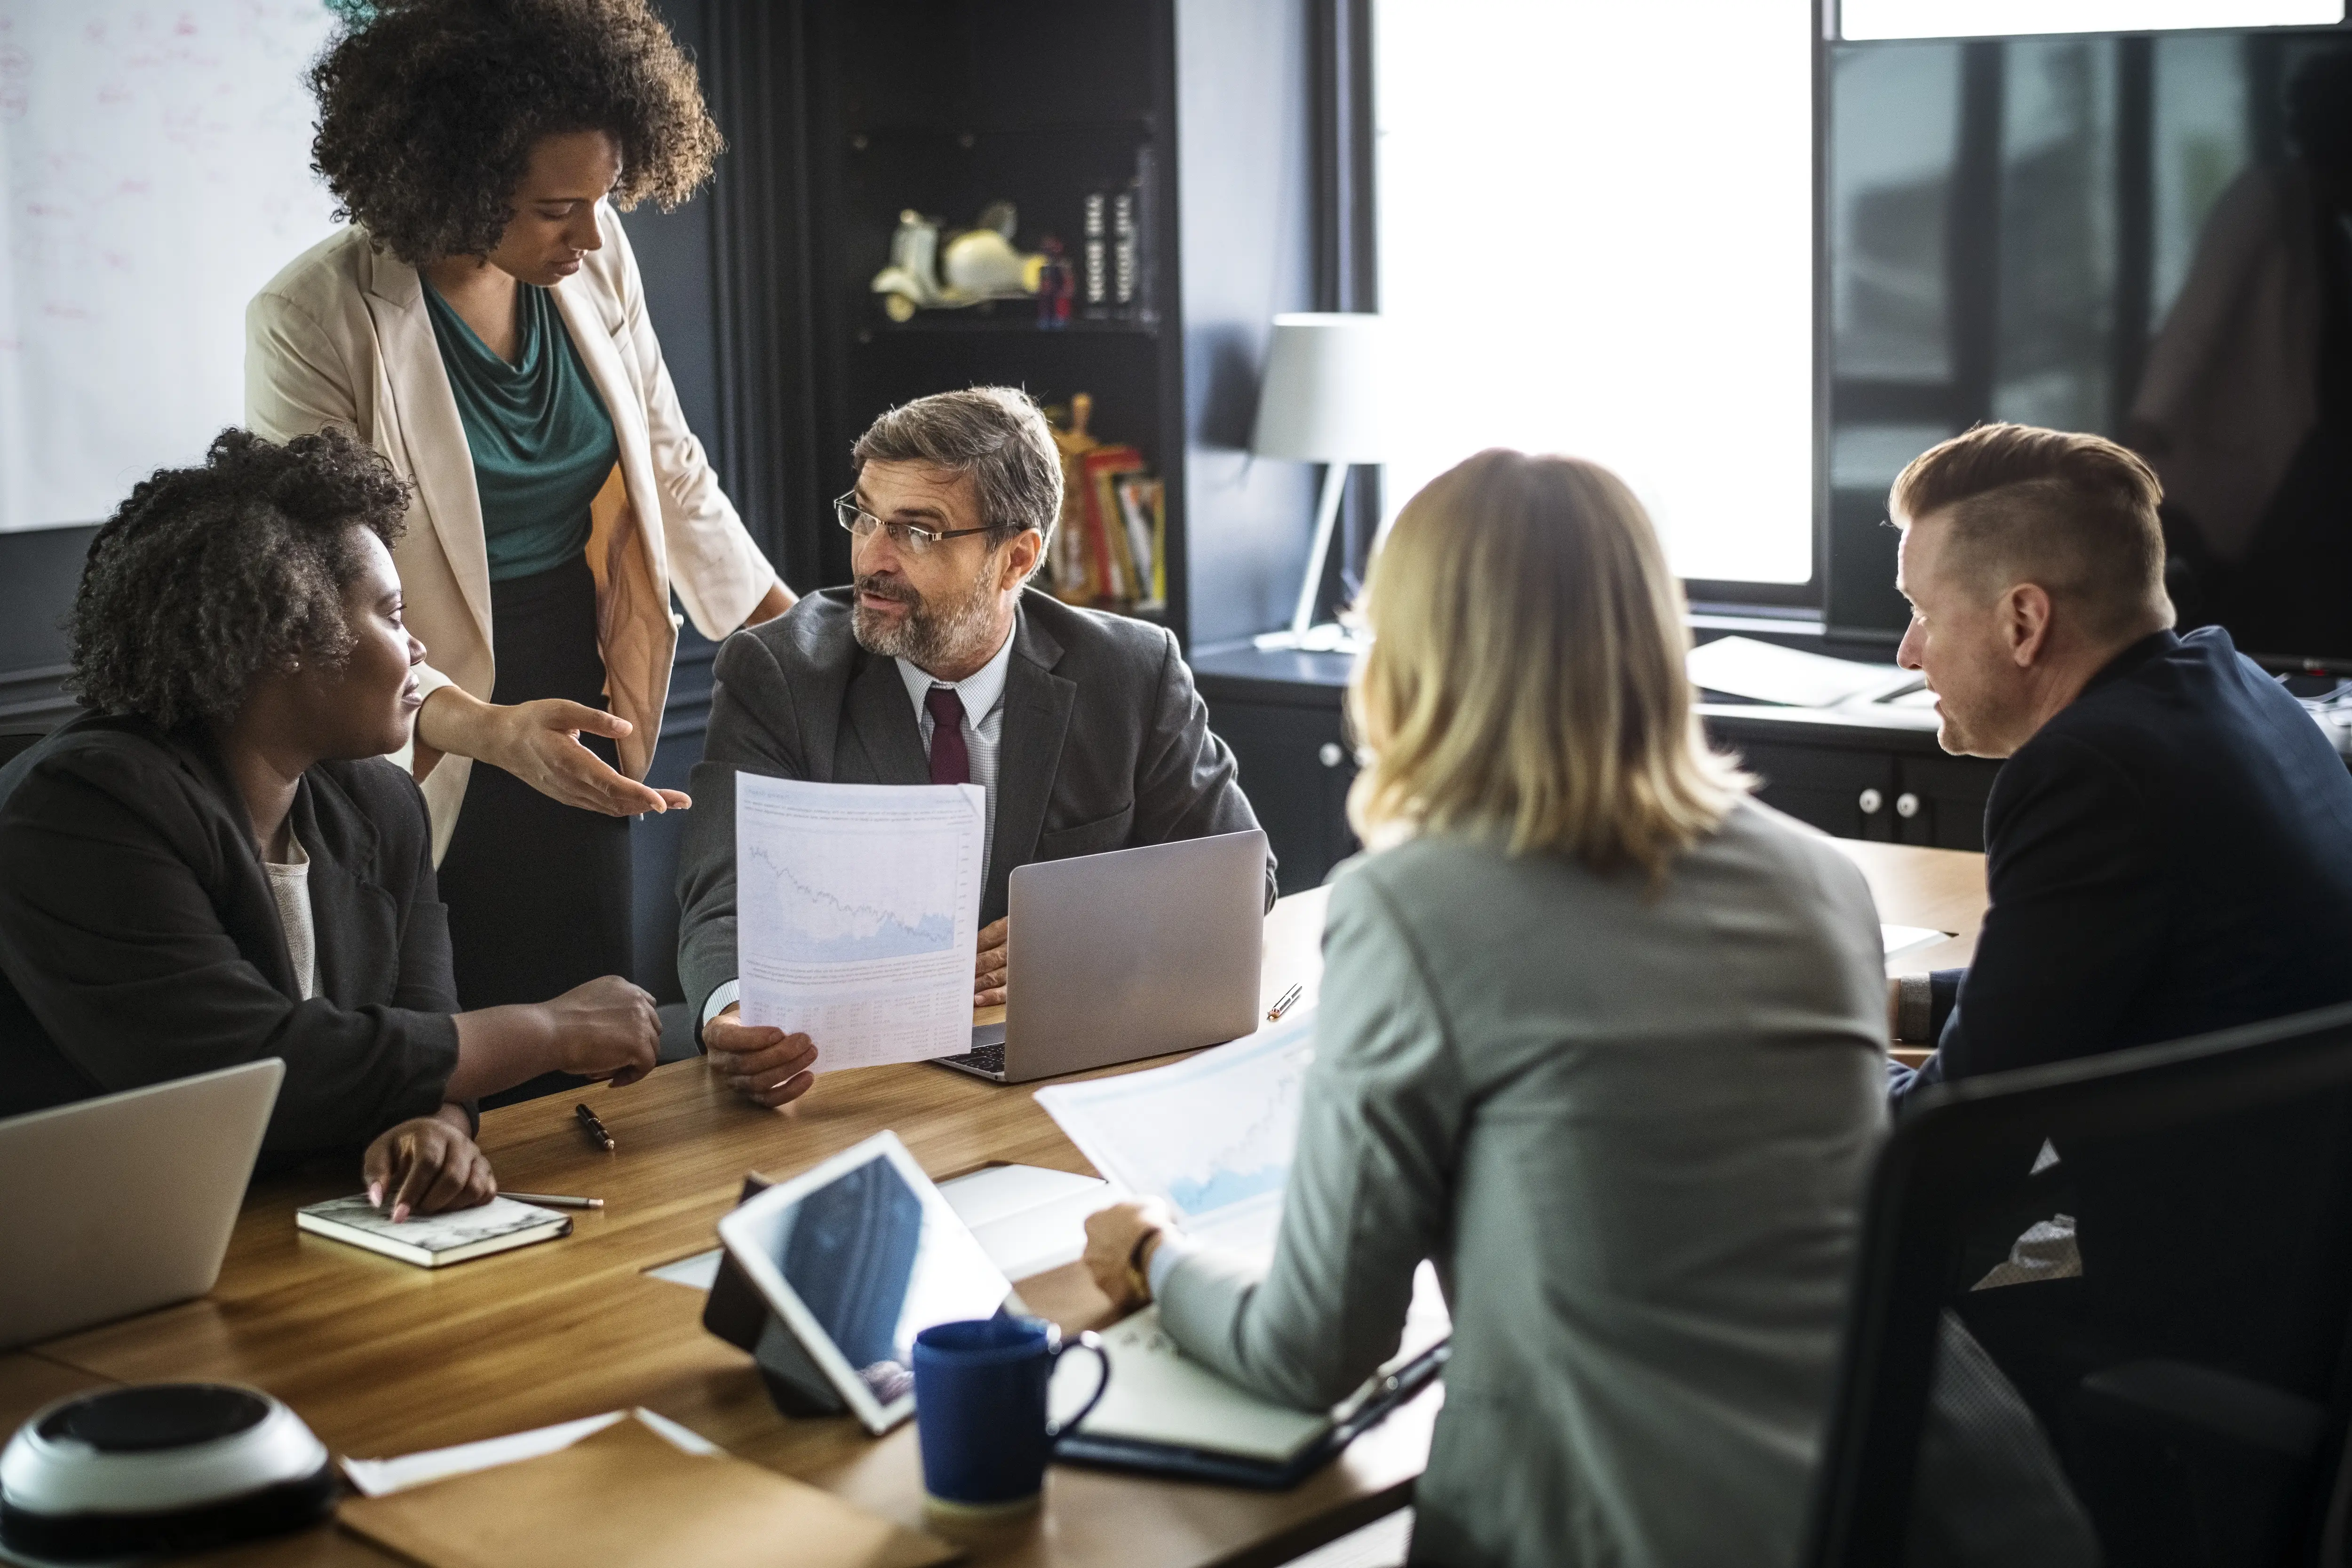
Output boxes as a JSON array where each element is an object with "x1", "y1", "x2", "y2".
[
  {"x1": 67, "y1": 429, "x2": 412, "y2": 733},
  {"x1": 308, "y1": 0, "x2": 722, "y2": 264}
]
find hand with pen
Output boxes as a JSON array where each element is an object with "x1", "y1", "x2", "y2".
[{"x1": 362, "y1": 1106, "x2": 496, "y2": 1222}]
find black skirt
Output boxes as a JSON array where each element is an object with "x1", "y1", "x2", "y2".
[{"x1": 436, "y1": 555, "x2": 632, "y2": 1105}]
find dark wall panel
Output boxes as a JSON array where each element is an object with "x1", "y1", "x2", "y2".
[
  {"x1": 0, "y1": 523, "x2": 96, "y2": 736},
  {"x1": 1176, "y1": 0, "x2": 1320, "y2": 648}
]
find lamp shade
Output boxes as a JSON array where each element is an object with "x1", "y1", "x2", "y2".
[{"x1": 1250, "y1": 312, "x2": 1385, "y2": 463}]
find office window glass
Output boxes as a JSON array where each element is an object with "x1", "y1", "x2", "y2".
[
  {"x1": 1993, "y1": 40, "x2": 2119, "y2": 431},
  {"x1": 1374, "y1": 1, "x2": 1816, "y2": 586},
  {"x1": 2151, "y1": 35, "x2": 2250, "y2": 323},
  {"x1": 1840, "y1": 0, "x2": 2344, "y2": 42}
]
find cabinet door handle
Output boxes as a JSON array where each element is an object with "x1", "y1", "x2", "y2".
[
  {"x1": 1895, "y1": 791, "x2": 1921, "y2": 820},
  {"x1": 1319, "y1": 742, "x2": 1346, "y2": 769},
  {"x1": 1858, "y1": 788, "x2": 1884, "y2": 815}
]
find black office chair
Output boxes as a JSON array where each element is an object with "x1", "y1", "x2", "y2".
[{"x1": 1803, "y1": 1002, "x2": 2352, "y2": 1568}]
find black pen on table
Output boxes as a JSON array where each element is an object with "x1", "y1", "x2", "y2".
[
  {"x1": 575, "y1": 1102, "x2": 615, "y2": 1152},
  {"x1": 502, "y1": 1192, "x2": 605, "y2": 1210},
  {"x1": 1268, "y1": 983, "x2": 1303, "y2": 1021}
]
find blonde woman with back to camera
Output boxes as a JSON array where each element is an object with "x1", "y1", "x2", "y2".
[{"x1": 1081, "y1": 450, "x2": 2096, "y2": 1567}]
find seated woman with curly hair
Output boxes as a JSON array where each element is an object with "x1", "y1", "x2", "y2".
[
  {"x1": 0, "y1": 430, "x2": 661, "y2": 1217},
  {"x1": 249, "y1": 0, "x2": 794, "y2": 1088}
]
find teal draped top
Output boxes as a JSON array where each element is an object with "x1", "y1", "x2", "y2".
[{"x1": 422, "y1": 279, "x2": 619, "y2": 583}]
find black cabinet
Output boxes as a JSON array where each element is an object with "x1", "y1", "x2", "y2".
[
  {"x1": 1702, "y1": 708, "x2": 2002, "y2": 852},
  {"x1": 1191, "y1": 642, "x2": 2010, "y2": 890},
  {"x1": 1192, "y1": 642, "x2": 1359, "y2": 894}
]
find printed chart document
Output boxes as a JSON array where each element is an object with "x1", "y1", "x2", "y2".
[
  {"x1": 1034, "y1": 1011, "x2": 1317, "y2": 1257},
  {"x1": 1037, "y1": 1011, "x2": 1454, "y2": 1479},
  {"x1": 735, "y1": 775, "x2": 985, "y2": 1072}
]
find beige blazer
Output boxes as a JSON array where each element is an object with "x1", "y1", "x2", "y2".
[{"x1": 245, "y1": 205, "x2": 780, "y2": 861}]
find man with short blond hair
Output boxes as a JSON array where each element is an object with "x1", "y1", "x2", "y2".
[
  {"x1": 1884, "y1": 423, "x2": 2352, "y2": 1488},
  {"x1": 1889, "y1": 419, "x2": 2352, "y2": 1077}
]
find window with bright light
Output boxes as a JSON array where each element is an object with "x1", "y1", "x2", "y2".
[
  {"x1": 1839, "y1": 0, "x2": 2343, "y2": 43},
  {"x1": 1374, "y1": 1, "x2": 1818, "y2": 588}
]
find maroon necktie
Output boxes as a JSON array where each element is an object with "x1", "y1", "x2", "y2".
[{"x1": 925, "y1": 686, "x2": 970, "y2": 786}]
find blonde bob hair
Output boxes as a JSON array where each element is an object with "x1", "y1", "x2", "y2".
[{"x1": 1347, "y1": 448, "x2": 1748, "y2": 877}]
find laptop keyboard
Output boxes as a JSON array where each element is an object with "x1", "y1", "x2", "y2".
[{"x1": 938, "y1": 1041, "x2": 1006, "y2": 1076}]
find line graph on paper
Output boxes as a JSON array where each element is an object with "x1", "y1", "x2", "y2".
[
  {"x1": 742, "y1": 836, "x2": 958, "y2": 964},
  {"x1": 1034, "y1": 1014, "x2": 1319, "y2": 1253}
]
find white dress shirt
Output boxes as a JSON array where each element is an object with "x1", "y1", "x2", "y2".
[
  {"x1": 892, "y1": 624, "x2": 1015, "y2": 872},
  {"x1": 702, "y1": 625, "x2": 1017, "y2": 1027}
]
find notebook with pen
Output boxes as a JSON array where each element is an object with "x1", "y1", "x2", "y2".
[
  {"x1": 1047, "y1": 1305, "x2": 1450, "y2": 1489},
  {"x1": 296, "y1": 1194, "x2": 570, "y2": 1268}
]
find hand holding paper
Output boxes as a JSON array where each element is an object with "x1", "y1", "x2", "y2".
[{"x1": 734, "y1": 775, "x2": 988, "y2": 1073}]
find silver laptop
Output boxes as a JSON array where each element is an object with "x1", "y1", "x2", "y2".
[
  {"x1": 934, "y1": 829, "x2": 1268, "y2": 1084},
  {"x1": 0, "y1": 1059, "x2": 282, "y2": 1349}
]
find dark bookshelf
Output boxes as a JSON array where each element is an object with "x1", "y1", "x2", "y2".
[{"x1": 769, "y1": 0, "x2": 1326, "y2": 647}]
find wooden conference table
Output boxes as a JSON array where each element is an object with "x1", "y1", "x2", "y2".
[{"x1": 0, "y1": 839, "x2": 1986, "y2": 1568}]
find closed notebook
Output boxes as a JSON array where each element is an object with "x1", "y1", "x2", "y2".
[
  {"x1": 296, "y1": 1194, "x2": 570, "y2": 1268},
  {"x1": 337, "y1": 1417, "x2": 958, "y2": 1568}
]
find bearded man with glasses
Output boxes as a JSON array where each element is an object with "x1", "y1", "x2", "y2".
[{"x1": 676, "y1": 386, "x2": 1273, "y2": 1106}]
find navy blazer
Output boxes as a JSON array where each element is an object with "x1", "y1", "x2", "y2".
[
  {"x1": 0, "y1": 713, "x2": 461, "y2": 1155},
  {"x1": 1894, "y1": 627, "x2": 2352, "y2": 1378},
  {"x1": 1897, "y1": 627, "x2": 2352, "y2": 1093}
]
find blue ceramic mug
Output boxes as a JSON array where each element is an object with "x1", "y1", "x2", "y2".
[{"x1": 911, "y1": 1316, "x2": 1111, "y2": 1512}]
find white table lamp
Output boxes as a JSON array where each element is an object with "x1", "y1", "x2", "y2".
[{"x1": 1250, "y1": 312, "x2": 1383, "y2": 652}]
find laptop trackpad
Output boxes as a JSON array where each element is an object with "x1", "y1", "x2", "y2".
[{"x1": 971, "y1": 1020, "x2": 1008, "y2": 1051}]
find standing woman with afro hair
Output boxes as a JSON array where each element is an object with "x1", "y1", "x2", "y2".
[{"x1": 247, "y1": 0, "x2": 794, "y2": 1097}]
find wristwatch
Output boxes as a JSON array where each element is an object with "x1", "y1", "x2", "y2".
[
  {"x1": 1123, "y1": 1227, "x2": 1163, "y2": 1303},
  {"x1": 1896, "y1": 972, "x2": 1934, "y2": 1045}
]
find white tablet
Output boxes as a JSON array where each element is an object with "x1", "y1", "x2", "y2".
[{"x1": 714, "y1": 1130, "x2": 1015, "y2": 1434}]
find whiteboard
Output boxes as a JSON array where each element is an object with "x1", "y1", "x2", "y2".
[{"x1": 0, "y1": 1, "x2": 342, "y2": 532}]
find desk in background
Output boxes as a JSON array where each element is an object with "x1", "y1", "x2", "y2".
[
  {"x1": 1192, "y1": 639, "x2": 2006, "y2": 898},
  {"x1": 12, "y1": 845, "x2": 1986, "y2": 1567}
]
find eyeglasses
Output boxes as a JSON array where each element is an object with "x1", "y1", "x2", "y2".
[{"x1": 834, "y1": 493, "x2": 998, "y2": 554}]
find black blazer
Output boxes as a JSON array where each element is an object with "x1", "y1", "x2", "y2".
[
  {"x1": 1898, "y1": 627, "x2": 2352, "y2": 1089},
  {"x1": 1895, "y1": 628, "x2": 2352, "y2": 1377},
  {"x1": 676, "y1": 587, "x2": 1274, "y2": 1026},
  {"x1": 0, "y1": 713, "x2": 461, "y2": 1155}
]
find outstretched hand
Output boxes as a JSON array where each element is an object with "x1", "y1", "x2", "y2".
[{"x1": 492, "y1": 699, "x2": 691, "y2": 817}]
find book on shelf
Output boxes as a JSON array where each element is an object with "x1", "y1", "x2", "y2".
[
  {"x1": 1113, "y1": 472, "x2": 1165, "y2": 609},
  {"x1": 1081, "y1": 191, "x2": 1108, "y2": 310},
  {"x1": 1112, "y1": 189, "x2": 1137, "y2": 308},
  {"x1": 1081, "y1": 446, "x2": 1148, "y2": 604},
  {"x1": 1044, "y1": 392, "x2": 1161, "y2": 612}
]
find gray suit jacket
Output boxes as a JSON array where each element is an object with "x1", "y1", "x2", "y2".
[
  {"x1": 676, "y1": 587, "x2": 1272, "y2": 1027},
  {"x1": 1157, "y1": 802, "x2": 2093, "y2": 1568}
]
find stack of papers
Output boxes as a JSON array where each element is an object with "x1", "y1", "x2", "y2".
[{"x1": 1687, "y1": 635, "x2": 1916, "y2": 708}]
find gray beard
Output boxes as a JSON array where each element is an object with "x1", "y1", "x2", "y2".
[{"x1": 850, "y1": 558, "x2": 1003, "y2": 672}]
